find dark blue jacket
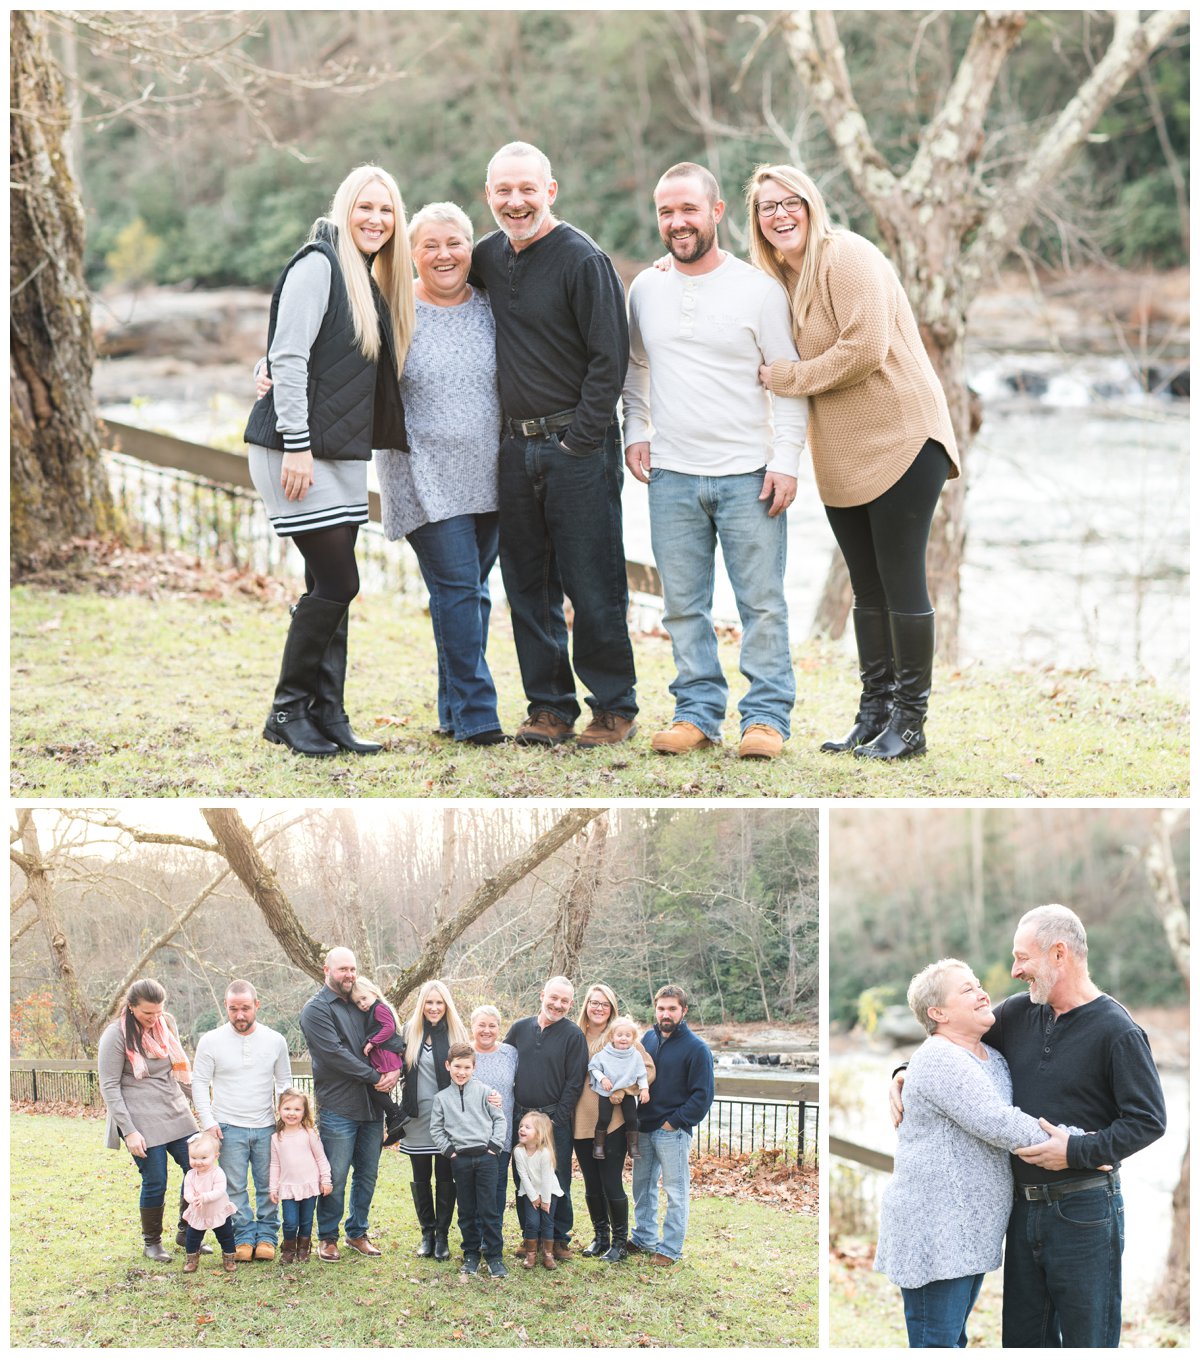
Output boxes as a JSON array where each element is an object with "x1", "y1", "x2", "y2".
[{"x1": 639, "y1": 1020, "x2": 715, "y2": 1135}]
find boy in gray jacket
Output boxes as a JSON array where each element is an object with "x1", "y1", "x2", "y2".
[{"x1": 430, "y1": 1044, "x2": 508, "y2": 1276}]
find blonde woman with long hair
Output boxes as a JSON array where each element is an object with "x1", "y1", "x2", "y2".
[
  {"x1": 749, "y1": 164, "x2": 959, "y2": 761},
  {"x1": 395, "y1": 979, "x2": 469, "y2": 1260},
  {"x1": 245, "y1": 164, "x2": 414, "y2": 757}
]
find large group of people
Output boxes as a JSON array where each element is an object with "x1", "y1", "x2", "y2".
[
  {"x1": 99, "y1": 958, "x2": 715, "y2": 1281},
  {"x1": 244, "y1": 140, "x2": 959, "y2": 763}
]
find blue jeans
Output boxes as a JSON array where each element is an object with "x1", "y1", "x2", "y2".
[
  {"x1": 648, "y1": 467, "x2": 793, "y2": 740},
  {"x1": 494, "y1": 1149, "x2": 510, "y2": 1229},
  {"x1": 280, "y1": 1195, "x2": 317, "y2": 1241},
  {"x1": 630, "y1": 1126, "x2": 693, "y2": 1261},
  {"x1": 902, "y1": 1273, "x2": 984, "y2": 1347},
  {"x1": 406, "y1": 512, "x2": 502, "y2": 739},
  {"x1": 1003, "y1": 1178, "x2": 1124, "y2": 1347},
  {"x1": 521, "y1": 1194, "x2": 557, "y2": 1242},
  {"x1": 452, "y1": 1153, "x2": 502, "y2": 1259},
  {"x1": 316, "y1": 1108, "x2": 383, "y2": 1243},
  {"x1": 219, "y1": 1122, "x2": 278, "y2": 1247},
  {"x1": 130, "y1": 1135, "x2": 191, "y2": 1209},
  {"x1": 511, "y1": 1122, "x2": 574, "y2": 1243},
  {"x1": 498, "y1": 422, "x2": 637, "y2": 722}
]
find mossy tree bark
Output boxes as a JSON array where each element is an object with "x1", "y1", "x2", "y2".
[{"x1": 9, "y1": 11, "x2": 114, "y2": 572}]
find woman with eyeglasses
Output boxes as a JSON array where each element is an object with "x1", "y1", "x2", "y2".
[{"x1": 750, "y1": 165, "x2": 959, "y2": 761}]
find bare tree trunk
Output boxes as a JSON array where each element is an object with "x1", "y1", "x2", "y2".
[
  {"x1": 10, "y1": 811, "x2": 98, "y2": 1050},
  {"x1": 332, "y1": 808, "x2": 372, "y2": 973},
  {"x1": 548, "y1": 815, "x2": 609, "y2": 983},
  {"x1": 1155, "y1": 1139, "x2": 1190, "y2": 1321},
  {"x1": 9, "y1": 11, "x2": 113, "y2": 571}
]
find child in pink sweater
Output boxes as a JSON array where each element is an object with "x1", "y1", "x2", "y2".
[
  {"x1": 269, "y1": 1088, "x2": 332, "y2": 1263},
  {"x1": 182, "y1": 1132, "x2": 238, "y2": 1272}
]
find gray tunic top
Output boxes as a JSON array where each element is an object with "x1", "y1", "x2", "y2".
[
  {"x1": 874, "y1": 1037, "x2": 1082, "y2": 1289},
  {"x1": 398, "y1": 1039, "x2": 441, "y2": 1155},
  {"x1": 471, "y1": 1043, "x2": 519, "y2": 1150},
  {"x1": 375, "y1": 289, "x2": 501, "y2": 540},
  {"x1": 98, "y1": 1019, "x2": 197, "y2": 1151}
]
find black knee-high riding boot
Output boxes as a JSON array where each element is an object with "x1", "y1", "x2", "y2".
[
  {"x1": 310, "y1": 606, "x2": 383, "y2": 754},
  {"x1": 263, "y1": 595, "x2": 347, "y2": 756},
  {"x1": 822, "y1": 606, "x2": 894, "y2": 752},
  {"x1": 855, "y1": 611, "x2": 934, "y2": 760}
]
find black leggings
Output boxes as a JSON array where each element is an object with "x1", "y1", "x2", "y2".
[
  {"x1": 408, "y1": 1152, "x2": 453, "y2": 1187},
  {"x1": 823, "y1": 439, "x2": 950, "y2": 615},
  {"x1": 574, "y1": 1126, "x2": 628, "y2": 1215},
  {"x1": 292, "y1": 523, "x2": 360, "y2": 605}
]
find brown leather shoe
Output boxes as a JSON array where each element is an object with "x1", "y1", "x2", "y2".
[
  {"x1": 651, "y1": 1252, "x2": 678, "y2": 1268},
  {"x1": 346, "y1": 1235, "x2": 381, "y2": 1257},
  {"x1": 651, "y1": 721, "x2": 714, "y2": 755},
  {"x1": 577, "y1": 710, "x2": 637, "y2": 747},
  {"x1": 254, "y1": 1241, "x2": 275, "y2": 1261},
  {"x1": 234, "y1": 1243, "x2": 255, "y2": 1262},
  {"x1": 552, "y1": 1238, "x2": 573, "y2": 1261},
  {"x1": 738, "y1": 723, "x2": 783, "y2": 760},
  {"x1": 318, "y1": 1240, "x2": 340, "y2": 1262},
  {"x1": 515, "y1": 709, "x2": 576, "y2": 746}
]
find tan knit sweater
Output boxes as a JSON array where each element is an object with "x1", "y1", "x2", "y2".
[
  {"x1": 573, "y1": 1034, "x2": 656, "y2": 1141},
  {"x1": 768, "y1": 231, "x2": 960, "y2": 507}
]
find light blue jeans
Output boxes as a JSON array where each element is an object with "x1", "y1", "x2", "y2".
[
  {"x1": 630, "y1": 1126, "x2": 693, "y2": 1261},
  {"x1": 317, "y1": 1108, "x2": 383, "y2": 1244},
  {"x1": 219, "y1": 1123, "x2": 278, "y2": 1247},
  {"x1": 648, "y1": 467, "x2": 793, "y2": 740}
]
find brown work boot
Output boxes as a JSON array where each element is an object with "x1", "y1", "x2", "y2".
[
  {"x1": 515, "y1": 709, "x2": 576, "y2": 746},
  {"x1": 651, "y1": 721, "x2": 714, "y2": 755},
  {"x1": 254, "y1": 1241, "x2": 275, "y2": 1261},
  {"x1": 279, "y1": 1238, "x2": 297, "y2": 1265},
  {"x1": 539, "y1": 1240, "x2": 558, "y2": 1270},
  {"x1": 520, "y1": 1238, "x2": 538, "y2": 1270},
  {"x1": 234, "y1": 1243, "x2": 255, "y2": 1262},
  {"x1": 577, "y1": 710, "x2": 637, "y2": 747},
  {"x1": 552, "y1": 1238, "x2": 573, "y2": 1261},
  {"x1": 738, "y1": 723, "x2": 784, "y2": 760}
]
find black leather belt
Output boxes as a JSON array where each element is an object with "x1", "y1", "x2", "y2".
[
  {"x1": 503, "y1": 408, "x2": 575, "y2": 439},
  {"x1": 1018, "y1": 1173, "x2": 1118, "y2": 1202}
]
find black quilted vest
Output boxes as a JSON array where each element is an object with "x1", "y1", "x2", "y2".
[{"x1": 244, "y1": 225, "x2": 408, "y2": 459}]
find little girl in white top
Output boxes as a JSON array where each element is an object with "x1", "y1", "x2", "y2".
[
  {"x1": 269, "y1": 1087, "x2": 332, "y2": 1263},
  {"x1": 512, "y1": 1111, "x2": 564, "y2": 1271}
]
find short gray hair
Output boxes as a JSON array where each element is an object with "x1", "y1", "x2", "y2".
[
  {"x1": 470, "y1": 1004, "x2": 502, "y2": 1027},
  {"x1": 1018, "y1": 904, "x2": 1088, "y2": 961},
  {"x1": 543, "y1": 975, "x2": 574, "y2": 998},
  {"x1": 907, "y1": 958, "x2": 972, "y2": 1036},
  {"x1": 408, "y1": 200, "x2": 474, "y2": 245},
  {"x1": 487, "y1": 141, "x2": 553, "y2": 186}
]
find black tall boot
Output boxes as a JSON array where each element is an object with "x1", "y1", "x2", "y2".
[
  {"x1": 310, "y1": 605, "x2": 383, "y2": 755},
  {"x1": 580, "y1": 1182, "x2": 610, "y2": 1257},
  {"x1": 600, "y1": 1194, "x2": 629, "y2": 1263},
  {"x1": 855, "y1": 611, "x2": 934, "y2": 760},
  {"x1": 410, "y1": 1179, "x2": 436, "y2": 1257},
  {"x1": 433, "y1": 1171, "x2": 456, "y2": 1261},
  {"x1": 263, "y1": 595, "x2": 347, "y2": 756},
  {"x1": 821, "y1": 606, "x2": 894, "y2": 752}
]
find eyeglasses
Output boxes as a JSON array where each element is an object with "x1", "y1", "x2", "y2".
[{"x1": 756, "y1": 195, "x2": 807, "y2": 218}]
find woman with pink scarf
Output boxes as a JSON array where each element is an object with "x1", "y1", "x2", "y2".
[{"x1": 97, "y1": 978, "x2": 199, "y2": 1263}]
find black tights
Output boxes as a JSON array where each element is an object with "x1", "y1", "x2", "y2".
[
  {"x1": 823, "y1": 440, "x2": 950, "y2": 615},
  {"x1": 292, "y1": 523, "x2": 360, "y2": 605}
]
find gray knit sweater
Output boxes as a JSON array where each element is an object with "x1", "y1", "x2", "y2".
[
  {"x1": 375, "y1": 290, "x2": 501, "y2": 540},
  {"x1": 874, "y1": 1037, "x2": 1082, "y2": 1288}
]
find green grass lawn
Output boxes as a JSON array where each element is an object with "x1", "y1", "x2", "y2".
[
  {"x1": 10, "y1": 1114, "x2": 817, "y2": 1348},
  {"x1": 10, "y1": 585, "x2": 1189, "y2": 797}
]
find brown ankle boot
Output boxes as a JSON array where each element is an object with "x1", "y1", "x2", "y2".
[
  {"x1": 183, "y1": 1251, "x2": 200, "y2": 1273},
  {"x1": 279, "y1": 1238, "x2": 298, "y2": 1265},
  {"x1": 592, "y1": 1125, "x2": 607, "y2": 1160},
  {"x1": 520, "y1": 1238, "x2": 538, "y2": 1270},
  {"x1": 626, "y1": 1128, "x2": 640, "y2": 1158},
  {"x1": 295, "y1": 1237, "x2": 312, "y2": 1262},
  {"x1": 539, "y1": 1240, "x2": 557, "y2": 1270},
  {"x1": 221, "y1": 1251, "x2": 238, "y2": 1272}
]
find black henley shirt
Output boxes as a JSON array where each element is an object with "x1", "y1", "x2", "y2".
[
  {"x1": 982, "y1": 991, "x2": 1167, "y2": 1186},
  {"x1": 471, "y1": 222, "x2": 629, "y2": 452},
  {"x1": 503, "y1": 1013, "x2": 589, "y2": 1132}
]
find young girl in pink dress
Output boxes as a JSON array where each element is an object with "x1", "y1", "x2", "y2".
[
  {"x1": 269, "y1": 1088, "x2": 332, "y2": 1263},
  {"x1": 351, "y1": 978, "x2": 407, "y2": 1146},
  {"x1": 182, "y1": 1132, "x2": 238, "y2": 1272}
]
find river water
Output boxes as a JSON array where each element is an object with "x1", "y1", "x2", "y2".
[
  {"x1": 98, "y1": 346, "x2": 1189, "y2": 685},
  {"x1": 830, "y1": 1041, "x2": 1188, "y2": 1313}
]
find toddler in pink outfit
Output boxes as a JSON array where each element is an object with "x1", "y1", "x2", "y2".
[{"x1": 182, "y1": 1132, "x2": 238, "y2": 1272}]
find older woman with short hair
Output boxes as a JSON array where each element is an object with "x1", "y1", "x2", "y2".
[
  {"x1": 376, "y1": 200, "x2": 507, "y2": 745},
  {"x1": 874, "y1": 959, "x2": 1084, "y2": 1348},
  {"x1": 469, "y1": 1004, "x2": 519, "y2": 1230}
]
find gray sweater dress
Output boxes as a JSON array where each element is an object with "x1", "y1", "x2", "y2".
[
  {"x1": 97, "y1": 1018, "x2": 197, "y2": 1152},
  {"x1": 874, "y1": 1037, "x2": 1082, "y2": 1289}
]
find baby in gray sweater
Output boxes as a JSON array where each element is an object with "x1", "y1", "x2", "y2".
[{"x1": 588, "y1": 1018, "x2": 650, "y2": 1159}]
